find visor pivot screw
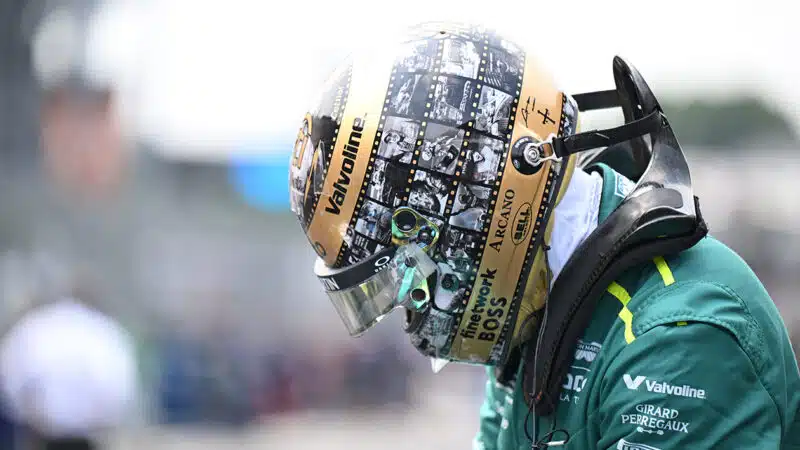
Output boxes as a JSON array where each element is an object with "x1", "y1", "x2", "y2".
[
  {"x1": 523, "y1": 143, "x2": 541, "y2": 166},
  {"x1": 511, "y1": 135, "x2": 560, "y2": 175},
  {"x1": 441, "y1": 274, "x2": 458, "y2": 291},
  {"x1": 417, "y1": 227, "x2": 435, "y2": 245}
]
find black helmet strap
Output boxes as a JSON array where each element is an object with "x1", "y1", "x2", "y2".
[{"x1": 547, "y1": 89, "x2": 665, "y2": 159}]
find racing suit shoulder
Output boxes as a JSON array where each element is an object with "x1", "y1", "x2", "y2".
[
  {"x1": 604, "y1": 235, "x2": 800, "y2": 448},
  {"x1": 475, "y1": 163, "x2": 800, "y2": 449},
  {"x1": 596, "y1": 321, "x2": 786, "y2": 449}
]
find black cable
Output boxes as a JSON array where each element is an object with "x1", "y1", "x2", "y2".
[
  {"x1": 534, "y1": 428, "x2": 571, "y2": 448},
  {"x1": 527, "y1": 246, "x2": 572, "y2": 448},
  {"x1": 525, "y1": 246, "x2": 554, "y2": 446},
  {"x1": 523, "y1": 397, "x2": 535, "y2": 442}
]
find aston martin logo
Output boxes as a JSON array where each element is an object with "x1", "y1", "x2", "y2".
[{"x1": 574, "y1": 340, "x2": 602, "y2": 362}]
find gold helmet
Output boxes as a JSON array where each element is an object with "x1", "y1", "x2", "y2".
[{"x1": 289, "y1": 22, "x2": 579, "y2": 366}]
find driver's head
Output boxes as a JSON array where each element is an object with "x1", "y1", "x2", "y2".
[{"x1": 288, "y1": 22, "x2": 579, "y2": 368}]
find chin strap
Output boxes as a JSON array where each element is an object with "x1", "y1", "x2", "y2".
[{"x1": 551, "y1": 111, "x2": 663, "y2": 159}]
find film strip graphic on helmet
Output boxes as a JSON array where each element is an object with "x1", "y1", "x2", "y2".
[
  {"x1": 334, "y1": 30, "x2": 526, "y2": 302},
  {"x1": 334, "y1": 39, "x2": 446, "y2": 266},
  {"x1": 501, "y1": 93, "x2": 576, "y2": 360},
  {"x1": 294, "y1": 64, "x2": 354, "y2": 231},
  {"x1": 307, "y1": 66, "x2": 354, "y2": 229},
  {"x1": 560, "y1": 93, "x2": 579, "y2": 137},
  {"x1": 443, "y1": 36, "x2": 524, "y2": 349},
  {"x1": 443, "y1": 43, "x2": 572, "y2": 364}
]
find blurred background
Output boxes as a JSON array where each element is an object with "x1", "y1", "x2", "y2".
[{"x1": 0, "y1": 0, "x2": 797, "y2": 448}]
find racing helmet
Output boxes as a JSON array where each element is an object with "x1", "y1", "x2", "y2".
[{"x1": 289, "y1": 22, "x2": 580, "y2": 366}]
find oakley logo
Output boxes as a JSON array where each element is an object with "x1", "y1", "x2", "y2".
[{"x1": 374, "y1": 255, "x2": 392, "y2": 269}]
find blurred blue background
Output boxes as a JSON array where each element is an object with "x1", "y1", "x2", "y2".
[{"x1": 229, "y1": 148, "x2": 291, "y2": 212}]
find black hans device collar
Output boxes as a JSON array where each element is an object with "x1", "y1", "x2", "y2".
[{"x1": 516, "y1": 56, "x2": 709, "y2": 415}]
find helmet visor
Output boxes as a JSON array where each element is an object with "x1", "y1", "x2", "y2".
[{"x1": 314, "y1": 244, "x2": 438, "y2": 336}]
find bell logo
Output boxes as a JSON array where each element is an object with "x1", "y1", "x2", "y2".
[{"x1": 623, "y1": 374, "x2": 646, "y2": 390}]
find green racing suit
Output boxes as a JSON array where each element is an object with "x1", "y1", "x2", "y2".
[{"x1": 474, "y1": 164, "x2": 800, "y2": 449}]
